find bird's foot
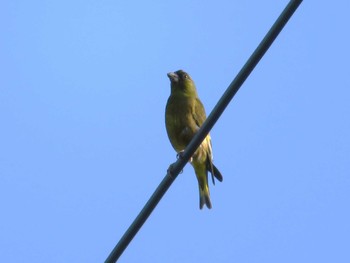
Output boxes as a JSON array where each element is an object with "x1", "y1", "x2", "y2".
[
  {"x1": 176, "y1": 150, "x2": 193, "y2": 163},
  {"x1": 176, "y1": 151, "x2": 183, "y2": 159}
]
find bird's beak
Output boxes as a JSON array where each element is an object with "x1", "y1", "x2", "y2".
[{"x1": 167, "y1": 72, "x2": 179, "y2": 83}]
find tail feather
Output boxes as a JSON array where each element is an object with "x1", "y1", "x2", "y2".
[
  {"x1": 199, "y1": 184, "x2": 212, "y2": 209},
  {"x1": 194, "y1": 153, "x2": 222, "y2": 209},
  {"x1": 207, "y1": 161, "x2": 223, "y2": 184},
  {"x1": 212, "y1": 163, "x2": 223, "y2": 182}
]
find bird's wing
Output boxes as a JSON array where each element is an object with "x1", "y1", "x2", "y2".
[
  {"x1": 193, "y1": 98, "x2": 222, "y2": 184},
  {"x1": 192, "y1": 98, "x2": 207, "y2": 128}
]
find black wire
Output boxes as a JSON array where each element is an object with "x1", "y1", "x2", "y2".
[{"x1": 105, "y1": 1, "x2": 303, "y2": 262}]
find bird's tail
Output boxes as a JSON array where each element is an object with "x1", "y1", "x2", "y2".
[
  {"x1": 199, "y1": 182, "x2": 212, "y2": 209},
  {"x1": 193, "y1": 163, "x2": 212, "y2": 209}
]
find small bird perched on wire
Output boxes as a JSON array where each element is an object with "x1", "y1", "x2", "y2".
[{"x1": 165, "y1": 70, "x2": 223, "y2": 209}]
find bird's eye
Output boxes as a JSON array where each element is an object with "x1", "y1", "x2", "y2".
[{"x1": 183, "y1": 74, "x2": 188, "y2": 79}]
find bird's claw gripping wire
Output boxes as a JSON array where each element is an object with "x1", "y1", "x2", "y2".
[
  {"x1": 166, "y1": 151, "x2": 193, "y2": 176},
  {"x1": 176, "y1": 150, "x2": 193, "y2": 163}
]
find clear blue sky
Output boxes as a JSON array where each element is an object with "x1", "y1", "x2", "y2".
[{"x1": 1, "y1": 1, "x2": 349, "y2": 262}]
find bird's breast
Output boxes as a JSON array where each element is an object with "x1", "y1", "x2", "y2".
[{"x1": 165, "y1": 97, "x2": 197, "y2": 152}]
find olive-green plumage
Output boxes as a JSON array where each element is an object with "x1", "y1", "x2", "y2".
[{"x1": 165, "y1": 70, "x2": 223, "y2": 209}]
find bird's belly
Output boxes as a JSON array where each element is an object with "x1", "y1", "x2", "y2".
[{"x1": 166, "y1": 117, "x2": 195, "y2": 152}]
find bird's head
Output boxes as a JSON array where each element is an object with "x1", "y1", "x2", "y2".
[{"x1": 167, "y1": 70, "x2": 198, "y2": 97}]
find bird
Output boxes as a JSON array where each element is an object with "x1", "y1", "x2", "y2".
[{"x1": 165, "y1": 70, "x2": 223, "y2": 209}]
